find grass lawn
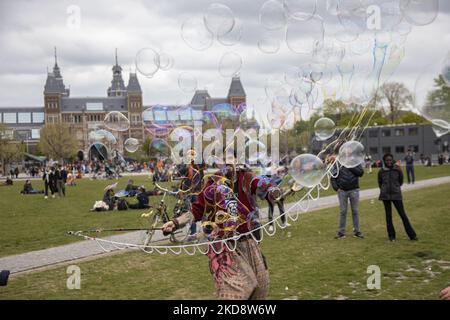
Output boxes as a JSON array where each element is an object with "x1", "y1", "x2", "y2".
[
  {"x1": 0, "y1": 165, "x2": 449, "y2": 258},
  {"x1": 1, "y1": 182, "x2": 449, "y2": 300}
]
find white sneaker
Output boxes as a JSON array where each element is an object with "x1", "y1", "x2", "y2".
[
  {"x1": 268, "y1": 225, "x2": 274, "y2": 233},
  {"x1": 44, "y1": 196, "x2": 48, "y2": 199},
  {"x1": 285, "y1": 222, "x2": 291, "y2": 227},
  {"x1": 52, "y1": 195, "x2": 55, "y2": 198}
]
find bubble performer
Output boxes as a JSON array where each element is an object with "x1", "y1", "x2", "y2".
[{"x1": 162, "y1": 159, "x2": 281, "y2": 300}]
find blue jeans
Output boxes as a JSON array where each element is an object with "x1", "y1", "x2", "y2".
[
  {"x1": 338, "y1": 189, "x2": 360, "y2": 234},
  {"x1": 406, "y1": 165, "x2": 415, "y2": 184}
]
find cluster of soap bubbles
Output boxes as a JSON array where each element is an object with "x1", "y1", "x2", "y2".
[
  {"x1": 180, "y1": 3, "x2": 244, "y2": 79},
  {"x1": 135, "y1": 47, "x2": 175, "y2": 78}
]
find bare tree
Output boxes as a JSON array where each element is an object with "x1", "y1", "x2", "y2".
[
  {"x1": 38, "y1": 123, "x2": 78, "y2": 162},
  {"x1": 380, "y1": 82, "x2": 413, "y2": 124},
  {"x1": 0, "y1": 124, "x2": 24, "y2": 174}
]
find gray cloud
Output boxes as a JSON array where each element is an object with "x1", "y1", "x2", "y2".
[{"x1": 0, "y1": 0, "x2": 449, "y2": 119}]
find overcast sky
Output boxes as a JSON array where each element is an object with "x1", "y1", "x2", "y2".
[{"x1": 0, "y1": 0, "x2": 449, "y2": 118}]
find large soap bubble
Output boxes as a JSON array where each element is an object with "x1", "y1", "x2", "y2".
[
  {"x1": 218, "y1": 19, "x2": 243, "y2": 46},
  {"x1": 181, "y1": 17, "x2": 214, "y2": 51},
  {"x1": 289, "y1": 154, "x2": 326, "y2": 188},
  {"x1": 400, "y1": 0, "x2": 439, "y2": 26},
  {"x1": 258, "y1": 32, "x2": 281, "y2": 54},
  {"x1": 246, "y1": 139, "x2": 268, "y2": 164},
  {"x1": 286, "y1": 15, "x2": 324, "y2": 55},
  {"x1": 135, "y1": 48, "x2": 160, "y2": 78},
  {"x1": 124, "y1": 138, "x2": 139, "y2": 153},
  {"x1": 314, "y1": 117, "x2": 336, "y2": 141},
  {"x1": 259, "y1": 0, "x2": 286, "y2": 30},
  {"x1": 218, "y1": 52, "x2": 242, "y2": 77},
  {"x1": 178, "y1": 72, "x2": 198, "y2": 93},
  {"x1": 338, "y1": 141, "x2": 365, "y2": 168},
  {"x1": 204, "y1": 3, "x2": 235, "y2": 37},
  {"x1": 413, "y1": 53, "x2": 450, "y2": 125},
  {"x1": 89, "y1": 129, "x2": 117, "y2": 144},
  {"x1": 103, "y1": 111, "x2": 130, "y2": 132},
  {"x1": 431, "y1": 120, "x2": 450, "y2": 138},
  {"x1": 283, "y1": 0, "x2": 317, "y2": 21}
]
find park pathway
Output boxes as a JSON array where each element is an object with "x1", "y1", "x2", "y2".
[{"x1": 1, "y1": 176, "x2": 450, "y2": 275}]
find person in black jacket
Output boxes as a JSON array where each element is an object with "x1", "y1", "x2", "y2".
[
  {"x1": 378, "y1": 153, "x2": 418, "y2": 242},
  {"x1": 331, "y1": 160, "x2": 364, "y2": 239},
  {"x1": 42, "y1": 167, "x2": 56, "y2": 199},
  {"x1": 56, "y1": 165, "x2": 67, "y2": 197},
  {"x1": 128, "y1": 186, "x2": 153, "y2": 209},
  {"x1": 404, "y1": 150, "x2": 415, "y2": 184}
]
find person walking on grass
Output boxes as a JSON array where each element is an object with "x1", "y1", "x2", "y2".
[
  {"x1": 404, "y1": 149, "x2": 415, "y2": 184},
  {"x1": 330, "y1": 156, "x2": 365, "y2": 239},
  {"x1": 56, "y1": 165, "x2": 67, "y2": 197},
  {"x1": 43, "y1": 167, "x2": 56, "y2": 199},
  {"x1": 378, "y1": 153, "x2": 418, "y2": 242}
]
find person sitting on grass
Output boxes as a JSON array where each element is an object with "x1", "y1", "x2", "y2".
[
  {"x1": 1, "y1": 177, "x2": 13, "y2": 186},
  {"x1": 20, "y1": 180, "x2": 43, "y2": 194},
  {"x1": 125, "y1": 179, "x2": 139, "y2": 197},
  {"x1": 378, "y1": 153, "x2": 418, "y2": 242},
  {"x1": 103, "y1": 188, "x2": 116, "y2": 211},
  {"x1": 127, "y1": 186, "x2": 153, "y2": 209}
]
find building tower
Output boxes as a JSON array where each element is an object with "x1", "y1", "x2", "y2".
[
  {"x1": 107, "y1": 49, "x2": 127, "y2": 97},
  {"x1": 43, "y1": 47, "x2": 69, "y2": 124},
  {"x1": 127, "y1": 71, "x2": 144, "y2": 140},
  {"x1": 227, "y1": 76, "x2": 246, "y2": 107}
]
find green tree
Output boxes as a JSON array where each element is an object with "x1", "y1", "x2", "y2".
[
  {"x1": 38, "y1": 123, "x2": 78, "y2": 162},
  {"x1": 426, "y1": 74, "x2": 450, "y2": 121}
]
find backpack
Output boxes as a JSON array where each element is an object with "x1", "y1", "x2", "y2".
[{"x1": 117, "y1": 198, "x2": 128, "y2": 211}]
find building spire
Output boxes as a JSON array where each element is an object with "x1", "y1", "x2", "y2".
[
  {"x1": 54, "y1": 47, "x2": 58, "y2": 66},
  {"x1": 115, "y1": 48, "x2": 118, "y2": 66}
]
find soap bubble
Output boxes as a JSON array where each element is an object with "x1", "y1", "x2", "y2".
[
  {"x1": 431, "y1": 119, "x2": 450, "y2": 138},
  {"x1": 239, "y1": 106, "x2": 260, "y2": 129},
  {"x1": 283, "y1": 0, "x2": 317, "y2": 21},
  {"x1": 149, "y1": 139, "x2": 172, "y2": 157},
  {"x1": 89, "y1": 129, "x2": 117, "y2": 144},
  {"x1": 246, "y1": 140, "x2": 268, "y2": 164},
  {"x1": 338, "y1": 141, "x2": 365, "y2": 168},
  {"x1": 181, "y1": 17, "x2": 214, "y2": 51},
  {"x1": 103, "y1": 111, "x2": 130, "y2": 132},
  {"x1": 89, "y1": 142, "x2": 108, "y2": 161},
  {"x1": 158, "y1": 53, "x2": 174, "y2": 71},
  {"x1": 143, "y1": 106, "x2": 175, "y2": 138},
  {"x1": 204, "y1": 3, "x2": 235, "y2": 37},
  {"x1": 289, "y1": 154, "x2": 326, "y2": 188},
  {"x1": 135, "y1": 47, "x2": 160, "y2": 78},
  {"x1": 218, "y1": 19, "x2": 243, "y2": 46},
  {"x1": 212, "y1": 103, "x2": 239, "y2": 121},
  {"x1": 218, "y1": 52, "x2": 242, "y2": 77},
  {"x1": 400, "y1": 0, "x2": 439, "y2": 26},
  {"x1": 259, "y1": 0, "x2": 286, "y2": 30},
  {"x1": 314, "y1": 117, "x2": 336, "y2": 141},
  {"x1": 124, "y1": 138, "x2": 139, "y2": 153},
  {"x1": 286, "y1": 15, "x2": 324, "y2": 55},
  {"x1": 413, "y1": 53, "x2": 450, "y2": 124},
  {"x1": 178, "y1": 72, "x2": 198, "y2": 93},
  {"x1": 258, "y1": 31, "x2": 281, "y2": 54}
]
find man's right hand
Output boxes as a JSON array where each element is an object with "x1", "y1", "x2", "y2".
[
  {"x1": 337, "y1": 189, "x2": 343, "y2": 193},
  {"x1": 162, "y1": 221, "x2": 176, "y2": 235}
]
